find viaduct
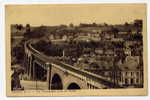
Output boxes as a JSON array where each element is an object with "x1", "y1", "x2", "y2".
[{"x1": 24, "y1": 40, "x2": 120, "y2": 90}]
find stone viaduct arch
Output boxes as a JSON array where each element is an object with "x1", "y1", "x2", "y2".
[
  {"x1": 51, "y1": 74, "x2": 63, "y2": 90},
  {"x1": 49, "y1": 64, "x2": 85, "y2": 90},
  {"x1": 67, "y1": 83, "x2": 80, "y2": 90}
]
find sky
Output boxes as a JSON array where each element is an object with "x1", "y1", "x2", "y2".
[{"x1": 5, "y1": 4, "x2": 146, "y2": 26}]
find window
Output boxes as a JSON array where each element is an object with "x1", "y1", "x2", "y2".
[
  {"x1": 119, "y1": 72, "x2": 121, "y2": 76},
  {"x1": 131, "y1": 78, "x2": 134, "y2": 85},
  {"x1": 120, "y1": 77, "x2": 121, "y2": 82},
  {"x1": 109, "y1": 72, "x2": 112, "y2": 76},
  {"x1": 136, "y1": 72, "x2": 139, "y2": 76},
  {"x1": 136, "y1": 79, "x2": 139, "y2": 83},
  {"x1": 131, "y1": 72, "x2": 133, "y2": 76},
  {"x1": 125, "y1": 72, "x2": 128, "y2": 76},
  {"x1": 125, "y1": 78, "x2": 128, "y2": 85}
]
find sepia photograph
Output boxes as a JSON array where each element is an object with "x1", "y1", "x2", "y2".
[{"x1": 5, "y1": 4, "x2": 147, "y2": 96}]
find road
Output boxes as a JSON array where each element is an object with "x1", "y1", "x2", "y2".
[{"x1": 20, "y1": 80, "x2": 48, "y2": 90}]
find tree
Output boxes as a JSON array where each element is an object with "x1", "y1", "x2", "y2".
[
  {"x1": 124, "y1": 22, "x2": 129, "y2": 26},
  {"x1": 104, "y1": 23, "x2": 108, "y2": 26},
  {"x1": 12, "y1": 46, "x2": 24, "y2": 64},
  {"x1": 17, "y1": 24, "x2": 23, "y2": 30},
  {"x1": 26, "y1": 24, "x2": 30, "y2": 33},
  {"x1": 24, "y1": 26, "x2": 46, "y2": 39},
  {"x1": 69, "y1": 23, "x2": 74, "y2": 28},
  {"x1": 32, "y1": 40, "x2": 50, "y2": 52},
  {"x1": 92, "y1": 22, "x2": 97, "y2": 27}
]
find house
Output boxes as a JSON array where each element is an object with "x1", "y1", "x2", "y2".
[
  {"x1": 48, "y1": 34, "x2": 55, "y2": 40},
  {"x1": 95, "y1": 48, "x2": 103, "y2": 55},
  {"x1": 117, "y1": 56, "x2": 143, "y2": 87},
  {"x1": 55, "y1": 34, "x2": 61, "y2": 39},
  {"x1": 124, "y1": 48, "x2": 132, "y2": 56},
  {"x1": 101, "y1": 31, "x2": 115, "y2": 40},
  {"x1": 62, "y1": 35, "x2": 68, "y2": 41},
  {"x1": 103, "y1": 49, "x2": 115, "y2": 56}
]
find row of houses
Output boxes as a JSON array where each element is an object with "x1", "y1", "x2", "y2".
[
  {"x1": 40, "y1": 20, "x2": 143, "y2": 88},
  {"x1": 47, "y1": 25, "x2": 142, "y2": 43},
  {"x1": 72, "y1": 51, "x2": 143, "y2": 88}
]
